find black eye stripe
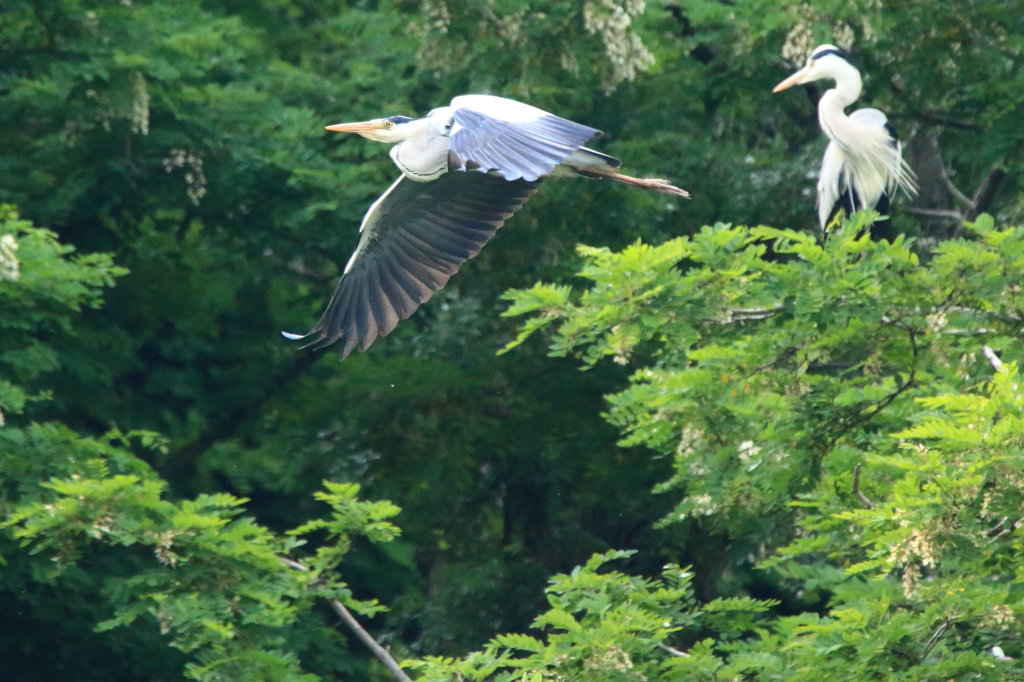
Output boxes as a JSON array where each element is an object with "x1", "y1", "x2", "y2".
[
  {"x1": 387, "y1": 115, "x2": 415, "y2": 125},
  {"x1": 811, "y1": 47, "x2": 852, "y2": 62}
]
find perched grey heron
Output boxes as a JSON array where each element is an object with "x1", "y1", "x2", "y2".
[
  {"x1": 773, "y1": 45, "x2": 916, "y2": 236},
  {"x1": 285, "y1": 94, "x2": 690, "y2": 359}
]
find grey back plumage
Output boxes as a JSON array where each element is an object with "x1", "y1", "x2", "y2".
[{"x1": 448, "y1": 107, "x2": 600, "y2": 182}]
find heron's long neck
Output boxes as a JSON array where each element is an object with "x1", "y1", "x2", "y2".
[{"x1": 817, "y1": 63, "x2": 863, "y2": 151}]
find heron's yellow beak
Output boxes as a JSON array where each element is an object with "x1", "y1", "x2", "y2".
[
  {"x1": 324, "y1": 120, "x2": 385, "y2": 133},
  {"x1": 772, "y1": 67, "x2": 809, "y2": 93}
]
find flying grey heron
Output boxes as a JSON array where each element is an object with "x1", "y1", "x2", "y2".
[
  {"x1": 773, "y1": 45, "x2": 917, "y2": 237},
  {"x1": 284, "y1": 94, "x2": 690, "y2": 359}
]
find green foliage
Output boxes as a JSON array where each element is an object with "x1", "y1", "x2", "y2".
[
  {"x1": 3, "y1": 1, "x2": 1024, "y2": 680},
  {"x1": 4, "y1": 446, "x2": 404, "y2": 681},
  {"x1": 0, "y1": 204, "x2": 126, "y2": 420},
  {"x1": 4, "y1": 458, "x2": 409, "y2": 675},
  {"x1": 483, "y1": 214, "x2": 1024, "y2": 679},
  {"x1": 408, "y1": 550, "x2": 776, "y2": 681},
  {"x1": 0, "y1": 210, "x2": 394, "y2": 679}
]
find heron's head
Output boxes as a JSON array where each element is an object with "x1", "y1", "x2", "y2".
[
  {"x1": 325, "y1": 115, "x2": 417, "y2": 143},
  {"x1": 772, "y1": 44, "x2": 857, "y2": 93}
]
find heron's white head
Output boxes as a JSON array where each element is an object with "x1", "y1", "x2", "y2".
[
  {"x1": 325, "y1": 115, "x2": 418, "y2": 143},
  {"x1": 772, "y1": 44, "x2": 860, "y2": 93}
]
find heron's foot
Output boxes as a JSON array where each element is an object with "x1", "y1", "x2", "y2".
[
  {"x1": 641, "y1": 178, "x2": 692, "y2": 198},
  {"x1": 599, "y1": 170, "x2": 691, "y2": 198}
]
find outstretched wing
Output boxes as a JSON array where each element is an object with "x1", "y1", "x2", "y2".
[
  {"x1": 448, "y1": 95, "x2": 601, "y2": 182},
  {"x1": 285, "y1": 171, "x2": 541, "y2": 359}
]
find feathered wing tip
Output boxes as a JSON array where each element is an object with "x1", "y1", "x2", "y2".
[{"x1": 286, "y1": 172, "x2": 542, "y2": 360}]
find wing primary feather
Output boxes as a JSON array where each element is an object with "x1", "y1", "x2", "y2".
[
  {"x1": 403, "y1": 217, "x2": 481, "y2": 257},
  {"x1": 365, "y1": 264, "x2": 400, "y2": 336},
  {"x1": 377, "y1": 259, "x2": 419, "y2": 318},
  {"x1": 290, "y1": 173, "x2": 542, "y2": 358},
  {"x1": 388, "y1": 245, "x2": 446, "y2": 293},
  {"x1": 395, "y1": 226, "x2": 467, "y2": 273},
  {"x1": 390, "y1": 238, "x2": 452, "y2": 287},
  {"x1": 355, "y1": 278, "x2": 380, "y2": 351},
  {"x1": 383, "y1": 254, "x2": 433, "y2": 305}
]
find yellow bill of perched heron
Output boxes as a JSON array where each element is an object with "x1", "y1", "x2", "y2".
[
  {"x1": 284, "y1": 94, "x2": 690, "y2": 359},
  {"x1": 773, "y1": 45, "x2": 917, "y2": 237}
]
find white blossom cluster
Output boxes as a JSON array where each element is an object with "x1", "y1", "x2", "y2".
[
  {"x1": 153, "y1": 530, "x2": 181, "y2": 568},
  {"x1": 984, "y1": 604, "x2": 1017, "y2": 631},
  {"x1": 163, "y1": 148, "x2": 208, "y2": 205},
  {"x1": 493, "y1": 7, "x2": 529, "y2": 49},
  {"x1": 781, "y1": 4, "x2": 857, "y2": 66},
  {"x1": 0, "y1": 233, "x2": 20, "y2": 281},
  {"x1": 419, "y1": 0, "x2": 451, "y2": 34},
  {"x1": 688, "y1": 493, "x2": 717, "y2": 516},
  {"x1": 129, "y1": 71, "x2": 150, "y2": 136},
  {"x1": 584, "y1": 643, "x2": 635, "y2": 673},
  {"x1": 677, "y1": 425, "x2": 710, "y2": 476},
  {"x1": 582, "y1": 0, "x2": 654, "y2": 94},
  {"x1": 781, "y1": 18, "x2": 813, "y2": 66},
  {"x1": 888, "y1": 519, "x2": 939, "y2": 595}
]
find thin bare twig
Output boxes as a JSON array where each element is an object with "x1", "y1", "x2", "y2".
[
  {"x1": 728, "y1": 306, "x2": 786, "y2": 317},
  {"x1": 906, "y1": 156, "x2": 1005, "y2": 233},
  {"x1": 906, "y1": 208, "x2": 964, "y2": 221},
  {"x1": 983, "y1": 345, "x2": 1003, "y2": 371},
  {"x1": 968, "y1": 166, "x2": 1007, "y2": 219},
  {"x1": 989, "y1": 519, "x2": 1022, "y2": 543},
  {"x1": 913, "y1": 110, "x2": 983, "y2": 131},
  {"x1": 920, "y1": 616, "x2": 956, "y2": 661},
  {"x1": 937, "y1": 161, "x2": 974, "y2": 209},
  {"x1": 852, "y1": 464, "x2": 876, "y2": 509},
  {"x1": 657, "y1": 641, "x2": 691, "y2": 657},
  {"x1": 943, "y1": 328, "x2": 995, "y2": 336},
  {"x1": 984, "y1": 517, "x2": 1009, "y2": 536},
  {"x1": 280, "y1": 557, "x2": 411, "y2": 682},
  {"x1": 825, "y1": 325, "x2": 918, "y2": 450}
]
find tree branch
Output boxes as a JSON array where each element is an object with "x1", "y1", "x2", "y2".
[
  {"x1": 966, "y1": 166, "x2": 1006, "y2": 221},
  {"x1": 657, "y1": 641, "x2": 691, "y2": 657},
  {"x1": 983, "y1": 345, "x2": 1003, "y2": 371},
  {"x1": 906, "y1": 208, "x2": 964, "y2": 221},
  {"x1": 920, "y1": 616, "x2": 956, "y2": 661},
  {"x1": 279, "y1": 557, "x2": 412, "y2": 682},
  {"x1": 852, "y1": 464, "x2": 875, "y2": 509},
  {"x1": 722, "y1": 305, "x2": 786, "y2": 322},
  {"x1": 905, "y1": 157, "x2": 1005, "y2": 230},
  {"x1": 913, "y1": 110, "x2": 983, "y2": 131},
  {"x1": 937, "y1": 160, "x2": 974, "y2": 209},
  {"x1": 825, "y1": 325, "x2": 918, "y2": 449}
]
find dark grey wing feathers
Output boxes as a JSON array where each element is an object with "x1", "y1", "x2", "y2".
[
  {"x1": 884, "y1": 121, "x2": 899, "y2": 148},
  {"x1": 288, "y1": 172, "x2": 541, "y2": 357},
  {"x1": 449, "y1": 108, "x2": 600, "y2": 181}
]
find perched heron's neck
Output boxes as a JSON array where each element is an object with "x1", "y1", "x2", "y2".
[
  {"x1": 817, "y1": 62, "x2": 863, "y2": 149},
  {"x1": 830, "y1": 60, "x2": 862, "y2": 107}
]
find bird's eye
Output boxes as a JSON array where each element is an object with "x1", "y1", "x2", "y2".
[{"x1": 384, "y1": 120, "x2": 394, "y2": 129}]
